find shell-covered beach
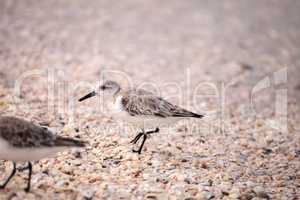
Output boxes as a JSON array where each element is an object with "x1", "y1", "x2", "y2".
[{"x1": 0, "y1": 1, "x2": 299, "y2": 199}]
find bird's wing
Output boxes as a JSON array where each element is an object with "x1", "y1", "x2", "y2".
[
  {"x1": 122, "y1": 92, "x2": 203, "y2": 118},
  {"x1": 0, "y1": 117, "x2": 56, "y2": 148}
]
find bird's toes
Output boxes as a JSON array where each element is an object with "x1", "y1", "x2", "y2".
[{"x1": 132, "y1": 148, "x2": 142, "y2": 154}]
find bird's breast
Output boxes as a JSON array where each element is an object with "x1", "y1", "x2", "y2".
[{"x1": 112, "y1": 95, "x2": 125, "y2": 113}]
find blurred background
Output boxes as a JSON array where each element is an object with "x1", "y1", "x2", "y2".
[
  {"x1": 0, "y1": 0, "x2": 299, "y2": 117},
  {"x1": 0, "y1": 1, "x2": 299, "y2": 199}
]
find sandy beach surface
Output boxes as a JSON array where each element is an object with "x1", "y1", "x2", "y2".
[{"x1": 0, "y1": 1, "x2": 299, "y2": 199}]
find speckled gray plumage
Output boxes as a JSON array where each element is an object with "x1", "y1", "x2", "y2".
[
  {"x1": 0, "y1": 116, "x2": 85, "y2": 148},
  {"x1": 120, "y1": 89, "x2": 204, "y2": 118}
]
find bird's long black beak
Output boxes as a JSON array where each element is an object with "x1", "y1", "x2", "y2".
[{"x1": 78, "y1": 91, "x2": 96, "y2": 102}]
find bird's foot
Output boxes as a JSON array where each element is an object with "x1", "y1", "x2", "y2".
[
  {"x1": 132, "y1": 148, "x2": 142, "y2": 154},
  {"x1": 153, "y1": 127, "x2": 159, "y2": 133},
  {"x1": 24, "y1": 187, "x2": 30, "y2": 193},
  {"x1": 145, "y1": 127, "x2": 160, "y2": 134}
]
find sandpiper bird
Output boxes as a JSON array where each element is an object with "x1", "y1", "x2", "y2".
[
  {"x1": 79, "y1": 80, "x2": 203, "y2": 154},
  {"x1": 0, "y1": 116, "x2": 86, "y2": 192}
]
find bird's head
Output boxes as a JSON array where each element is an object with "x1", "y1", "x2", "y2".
[{"x1": 78, "y1": 80, "x2": 121, "y2": 102}]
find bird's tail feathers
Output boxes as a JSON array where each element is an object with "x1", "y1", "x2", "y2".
[
  {"x1": 172, "y1": 110, "x2": 204, "y2": 118},
  {"x1": 190, "y1": 112, "x2": 204, "y2": 118}
]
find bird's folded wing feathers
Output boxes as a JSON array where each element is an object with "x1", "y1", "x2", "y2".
[
  {"x1": 0, "y1": 117, "x2": 85, "y2": 148},
  {"x1": 0, "y1": 118, "x2": 56, "y2": 148},
  {"x1": 122, "y1": 93, "x2": 203, "y2": 118}
]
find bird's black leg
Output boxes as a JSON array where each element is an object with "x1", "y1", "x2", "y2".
[
  {"x1": 0, "y1": 162, "x2": 17, "y2": 189},
  {"x1": 132, "y1": 127, "x2": 160, "y2": 154},
  {"x1": 130, "y1": 130, "x2": 144, "y2": 144},
  {"x1": 24, "y1": 162, "x2": 32, "y2": 192},
  {"x1": 133, "y1": 134, "x2": 147, "y2": 154}
]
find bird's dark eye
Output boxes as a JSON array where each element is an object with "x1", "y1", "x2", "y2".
[{"x1": 100, "y1": 85, "x2": 106, "y2": 90}]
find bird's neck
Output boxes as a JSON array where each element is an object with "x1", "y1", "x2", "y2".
[{"x1": 113, "y1": 87, "x2": 122, "y2": 99}]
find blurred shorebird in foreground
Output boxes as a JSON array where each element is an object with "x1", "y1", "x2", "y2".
[
  {"x1": 79, "y1": 80, "x2": 204, "y2": 154},
  {"x1": 0, "y1": 116, "x2": 86, "y2": 192}
]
